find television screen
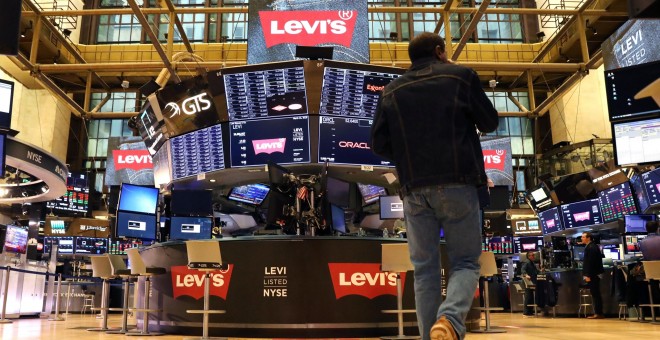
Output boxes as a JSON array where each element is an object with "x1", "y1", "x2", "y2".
[
  {"x1": 74, "y1": 237, "x2": 108, "y2": 255},
  {"x1": 379, "y1": 195, "x2": 404, "y2": 220},
  {"x1": 329, "y1": 204, "x2": 347, "y2": 234},
  {"x1": 229, "y1": 116, "x2": 311, "y2": 167},
  {"x1": 0, "y1": 79, "x2": 14, "y2": 128},
  {"x1": 483, "y1": 236, "x2": 514, "y2": 254},
  {"x1": 116, "y1": 211, "x2": 158, "y2": 240},
  {"x1": 169, "y1": 216, "x2": 213, "y2": 240},
  {"x1": 625, "y1": 234, "x2": 647, "y2": 252},
  {"x1": 325, "y1": 177, "x2": 350, "y2": 207},
  {"x1": 47, "y1": 172, "x2": 90, "y2": 214},
  {"x1": 526, "y1": 183, "x2": 556, "y2": 212},
  {"x1": 319, "y1": 61, "x2": 403, "y2": 119},
  {"x1": 511, "y1": 219, "x2": 543, "y2": 236},
  {"x1": 157, "y1": 75, "x2": 221, "y2": 137},
  {"x1": 602, "y1": 244, "x2": 621, "y2": 261},
  {"x1": 514, "y1": 236, "x2": 543, "y2": 253},
  {"x1": 613, "y1": 117, "x2": 660, "y2": 166},
  {"x1": 170, "y1": 189, "x2": 213, "y2": 216},
  {"x1": 170, "y1": 123, "x2": 227, "y2": 180},
  {"x1": 624, "y1": 214, "x2": 656, "y2": 233},
  {"x1": 630, "y1": 173, "x2": 650, "y2": 213},
  {"x1": 118, "y1": 184, "x2": 159, "y2": 215},
  {"x1": 358, "y1": 183, "x2": 387, "y2": 205},
  {"x1": 317, "y1": 116, "x2": 392, "y2": 166},
  {"x1": 560, "y1": 199, "x2": 603, "y2": 229},
  {"x1": 604, "y1": 60, "x2": 660, "y2": 121},
  {"x1": 42, "y1": 236, "x2": 74, "y2": 254},
  {"x1": 597, "y1": 182, "x2": 638, "y2": 222},
  {"x1": 538, "y1": 206, "x2": 564, "y2": 235},
  {"x1": 223, "y1": 61, "x2": 308, "y2": 121},
  {"x1": 3, "y1": 225, "x2": 28, "y2": 254},
  {"x1": 641, "y1": 168, "x2": 660, "y2": 206},
  {"x1": 228, "y1": 183, "x2": 270, "y2": 205}
]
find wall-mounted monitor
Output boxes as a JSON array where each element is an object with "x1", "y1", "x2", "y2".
[
  {"x1": 357, "y1": 183, "x2": 387, "y2": 205},
  {"x1": 379, "y1": 195, "x2": 404, "y2": 220},
  {"x1": 170, "y1": 123, "x2": 227, "y2": 180},
  {"x1": 227, "y1": 183, "x2": 270, "y2": 205},
  {"x1": 74, "y1": 237, "x2": 108, "y2": 255},
  {"x1": 641, "y1": 167, "x2": 660, "y2": 206},
  {"x1": 115, "y1": 211, "x2": 158, "y2": 240},
  {"x1": 538, "y1": 206, "x2": 564, "y2": 235},
  {"x1": 170, "y1": 189, "x2": 213, "y2": 216},
  {"x1": 3, "y1": 225, "x2": 28, "y2": 254},
  {"x1": 47, "y1": 171, "x2": 90, "y2": 214},
  {"x1": 597, "y1": 182, "x2": 638, "y2": 222},
  {"x1": 317, "y1": 116, "x2": 392, "y2": 166},
  {"x1": 511, "y1": 219, "x2": 543, "y2": 236},
  {"x1": 624, "y1": 214, "x2": 656, "y2": 234},
  {"x1": 42, "y1": 236, "x2": 75, "y2": 255},
  {"x1": 630, "y1": 173, "x2": 650, "y2": 213},
  {"x1": 117, "y1": 183, "x2": 159, "y2": 215},
  {"x1": 604, "y1": 60, "x2": 660, "y2": 122},
  {"x1": 559, "y1": 199, "x2": 603, "y2": 229},
  {"x1": 169, "y1": 216, "x2": 213, "y2": 240},
  {"x1": 229, "y1": 116, "x2": 311, "y2": 167},
  {"x1": 514, "y1": 236, "x2": 543, "y2": 253},
  {"x1": 0, "y1": 79, "x2": 14, "y2": 129},
  {"x1": 526, "y1": 183, "x2": 556, "y2": 212},
  {"x1": 612, "y1": 117, "x2": 660, "y2": 166}
]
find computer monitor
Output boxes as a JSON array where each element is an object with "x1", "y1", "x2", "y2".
[
  {"x1": 358, "y1": 183, "x2": 387, "y2": 205},
  {"x1": 379, "y1": 195, "x2": 404, "y2": 220},
  {"x1": 587, "y1": 160, "x2": 629, "y2": 192},
  {"x1": 624, "y1": 214, "x2": 656, "y2": 233},
  {"x1": 601, "y1": 244, "x2": 621, "y2": 261},
  {"x1": 604, "y1": 60, "x2": 660, "y2": 122},
  {"x1": 511, "y1": 219, "x2": 543, "y2": 236},
  {"x1": 483, "y1": 236, "x2": 514, "y2": 254},
  {"x1": 597, "y1": 182, "x2": 638, "y2": 222},
  {"x1": 267, "y1": 161, "x2": 292, "y2": 186},
  {"x1": 559, "y1": 199, "x2": 603, "y2": 229},
  {"x1": 329, "y1": 204, "x2": 347, "y2": 234},
  {"x1": 74, "y1": 237, "x2": 108, "y2": 255},
  {"x1": 169, "y1": 216, "x2": 213, "y2": 240},
  {"x1": 115, "y1": 211, "x2": 158, "y2": 240},
  {"x1": 170, "y1": 189, "x2": 213, "y2": 216},
  {"x1": 3, "y1": 225, "x2": 28, "y2": 254},
  {"x1": 526, "y1": 183, "x2": 555, "y2": 212},
  {"x1": 43, "y1": 236, "x2": 75, "y2": 255},
  {"x1": 228, "y1": 184, "x2": 271, "y2": 206},
  {"x1": 613, "y1": 117, "x2": 660, "y2": 166},
  {"x1": 325, "y1": 177, "x2": 350, "y2": 207},
  {"x1": 573, "y1": 245, "x2": 586, "y2": 261},
  {"x1": 552, "y1": 171, "x2": 597, "y2": 204},
  {"x1": 118, "y1": 183, "x2": 160, "y2": 215},
  {"x1": 630, "y1": 172, "x2": 650, "y2": 213},
  {"x1": 538, "y1": 206, "x2": 564, "y2": 235}
]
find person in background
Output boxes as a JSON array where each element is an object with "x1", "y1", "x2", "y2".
[
  {"x1": 521, "y1": 251, "x2": 539, "y2": 317},
  {"x1": 640, "y1": 220, "x2": 660, "y2": 260},
  {"x1": 371, "y1": 32, "x2": 498, "y2": 340},
  {"x1": 581, "y1": 231, "x2": 604, "y2": 319}
]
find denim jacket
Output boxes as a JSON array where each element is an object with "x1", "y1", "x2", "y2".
[{"x1": 371, "y1": 57, "x2": 499, "y2": 192}]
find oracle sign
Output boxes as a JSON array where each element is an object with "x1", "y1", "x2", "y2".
[
  {"x1": 260, "y1": 10, "x2": 357, "y2": 48},
  {"x1": 327, "y1": 263, "x2": 406, "y2": 299},
  {"x1": 482, "y1": 149, "x2": 506, "y2": 172},
  {"x1": 170, "y1": 265, "x2": 234, "y2": 300},
  {"x1": 113, "y1": 150, "x2": 153, "y2": 171}
]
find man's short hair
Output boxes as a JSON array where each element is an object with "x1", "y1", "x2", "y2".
[
  {"x1": 646, "y1": 220, "x2": 659, "y2": 234},
  {"x1": 582, "y1": 231, "x2": 593, "y2": 241},
  {"x1": 526, "y1": 251, "x2": 535, "y2": 260},
  {"x1": 408, "y1": 32, "x2": 445, "y2": 62}
]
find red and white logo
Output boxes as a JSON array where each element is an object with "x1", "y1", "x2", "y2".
[
  {"x1": 253, "y1": 138, "x2": 286, "y2": 155},
  {"x1": 573, "y1": 212, "x2": 590, "y2": 222},
  {"x1": 545, "y1": 219, "x2": 555, "y2": 228},
  {"x1": 328, "y1": 263, "x2": 406, "y2": 299},
  {"x1": 260, "y1": 10, "x2": 357, "y2": 48},
  {"x1": 113, "y1": 150, "x2": 153, "y2": 171},
  {"x1": 338, "y1": 141, "x2": 370, "y2": 149},
  {"x1": 483, "y1": 149, "x2": 506, "y2": 171},
  {"x1": 170, "y1": 265, "x2": 234, "y2": 300}
]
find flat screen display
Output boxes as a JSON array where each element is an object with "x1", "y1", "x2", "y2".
[
  {"x1": 613, "y1": 117, "x2": 660, "y2": 166},
  {"x1": 587, "y1": 160, "x2": 629, "y2": 191},
  {"x1": 602, "y1": 244, "x2": 621, "y2": 261},
  {"x1": 116, "y1": 211, "x2": 158, "y2": 240},
  {"x1": 511, "y1": 219, "x2": 543, "y2": 236},
  {"x1": 74, "y1": 237, "x2": 108, "y2": 255},
  {"x1": 158, "y1": 76, "x2": 221, "y2": 137},
  {"x1": 358, "y1": 183, "x2": 387, "y2": 205},
  {"x1": 597, "y1": 182, "x2": 638, "y2": 222},
  {"x1": 108, "y1": 239, "x2": 151, "y2": 255},
  {"x1": 326, "y1": 177, "x2": 350, "y2": 207},
  {"x1": 223, "y1": 61, "x2": 308, "y2": 121},
  {"x1": 538, "y1": 207, "x2": 564, "y2": 235},
  {"x1": 169, "y1": 216, "x2": 213, "y2": 240},
  {"x1": 3, "y1": 225, "x2": 28, "y2": 254},
  {"x1": 482, "y1": 236, "x2": 514, "y2": 254},
  {"x1": 136, "y1": 101, "x2": 166, "y2": 155},
  {"x1": 625, "y1": 234, "x2": 647, "y2": 252},
  {"x1": 552, "y1": 172, "x2": 597, "y2": 204},
  {"x1": 514, "y1": 236, "x2": 543, "y2": 253},
  {"x1": 229, "y1": 115, "x2": 311, "y2": 167},
  {"x1": 43, "y1": 236, "x2": 74, "y2": 254},
  {"x1": 104, "y1": 137, "x2": 155, "y2": 186},
  {"x1": 630, "y1": 173, "x2": 650, "y2": 213},
  {"x1": 319, "y1": 61, "x2": 403, "y2": 119},
  {"x1": 47, "y1": 172, "x2": 90, "y2": 214},
  {"x1": 624, "y1": 214, "x2": 656, "y2": 234},
  {"x1": 170, "y1": 189, "x2": 213, "y2": 216},
  {"x1": 641, "y1": 167, "x2": 660, "y2": 206},
  {"x1": 118, "y1": 184, "x2": 159, "y2": 215},
  {"x1": 0, "y1": 134, "x2": 6, "y2": 176},
  {"x1": 604, "y1": 60, "x2": 660, "y2": 121},
  {"x1": 317, "y1": 116, "x2": 392, "y2": 166},
  {"x1": 379, "y1": 195, "x2": 404, "y2": 220},
  {"x1": 228, "y1": 183, "x2": 270, "y2": 205},
  {"x1": 170, "y1": 123, "x2": 226, "y2": 180},
  {"x1": 560, "y1": 199, "x2": 603, "y2": 229},
  {"x1": 329, "y1": 204, "x2": 347, "y2": 234},
  {"x1": 0, "y1": 79, "x2": 14, "y2": 128}
]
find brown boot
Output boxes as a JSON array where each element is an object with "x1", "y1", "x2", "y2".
[{"x1": 430, "y1": 316, "x2": 458, "y2": 340}]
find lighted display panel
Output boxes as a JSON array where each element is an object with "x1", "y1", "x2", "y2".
[
  {"x1": 43, "y1": 236, "x2": 74, "y2": 254},
  {"x1": 641, "y1": 168, "x2": 660, "y2": 206},
  {"x1": 169, "y1": 216, "x2": 214, "y2": 240},
  {"x1": 358, "y1": 183, "x2": 387, "y2": 205},
  {"x1": 560, "y1": 199, "x2": 603, "y2": 229},
  {"x1": 604, "y1": 60, "x2": 660, "y2": 121},
  {"x1": 170, "y1": 124, "x2": 226, "y2": 180},
  {"x1": 47, "y1": 172, "x2": 90, "y2": 213},
  {"x1": 74, "y1": 237, "x2": 108, "y2": 255},
  {"x1": 612, "y1": 117, "x2": 660, "y2": 166},
  {"x1": 538, "y1": 207, "x2": 564, "y2": 235},
  {"x1": 511, "y1": 219, "x2": 543, "y2": 236},
  {"x1": 514, "y1": 236, "x2": 544, "y2": 253},
  {"x1": 630, "y1": 173, "x2": 650, "y2": 213},
  {"x1": 597, "y1": 182, "x2": 638, "y2": 222},
  {"x1": 482, "y1": 236, "x2": 514, "y2": 254},
  {"x1": 228, "y1": 183, "x2": 271, "y2": 205},
  {"x1": 318, "y1": 116, "x2": 392, "y2": 166}
]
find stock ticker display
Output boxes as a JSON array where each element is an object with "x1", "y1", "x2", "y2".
[
  {"x1": 46, "y1": 172, "x2": 89, "y2": 214},
  {"x1": 170, "y1": 124, "x2": 226, "y2": 180},
  {"x1": 597, "y1": 182, "x2": 638, "y2": 222}
]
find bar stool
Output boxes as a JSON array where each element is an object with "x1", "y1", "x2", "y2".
[
  {"x1": 81, "y1": 290, "x2": 95, "y2": 315},
  {"x1": 640, "y1": 260, "x2": 660, "y2": 324},
  {"x1": 86, "y1": 256, "x2": 115, "y2": 331},
  {"x1": 106, "y1": 254, "x2": 136, "y2": 334},
  {"x1": 522, "y1": 277, "x2": 538, "y2": 316},
  {"x1": 124, "y1": 247, "x2": 166, "y2": 336},
  {"x1": 185, "y1": 240, "x2": 226, "y2": 340},
  {"x1": 472, "y1": 252, "x2": 505, "y2": 333},
  {"x1": 578, "y1": 287, "x2": 593, "y2": 318},
  {"x1": 618, "y1": 303, "x2": 628, "y2": 320},
  {"x1": 380, "y1": 243, "x2": 419, "y2": 340}
]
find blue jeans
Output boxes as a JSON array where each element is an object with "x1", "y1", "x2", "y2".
[{"x1": 404, "y1": 184, "x2": 481, "y2": 340}]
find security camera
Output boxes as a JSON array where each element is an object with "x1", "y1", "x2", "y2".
[{"x1": 121, "y1": 80, "x2": 130, "y2": 89}]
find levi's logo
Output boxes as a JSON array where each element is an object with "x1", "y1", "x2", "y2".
[
  {"x1": 260, "y1": 10, "x2": 357, "y2": 48},
  {"x1": 546, "y1": 219, "x2": 555, "y2": 228},
  {"x1": 253, "y1": 138, "x2": 286, "y2": 155},
  {"x1": 483, "y1": 149, "x2": 506, "y2": 171},
  {"x1": 113, "y1": 150, "x2": 153, "y2": 171},
  {"x1": 328, "y1": 263, "x2": 405, "y2": 299},
  {"x1": 573, "y1": 212, "x2": 590, "y2": 222},
  {"x1": 170, "y1": 265, "x2": 234, "y2": 300}
]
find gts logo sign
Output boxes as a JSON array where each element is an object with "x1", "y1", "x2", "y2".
[{"x1": 164, "y1": 93, "x2": 211, "y2": 118}]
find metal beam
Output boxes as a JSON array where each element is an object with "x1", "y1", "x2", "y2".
[
  {"x1": 161, "y1": 0, "x2": 194, "y2": 54},
  {"x1": 452, "y1": 0, "x2": 491, "y2": 61}
]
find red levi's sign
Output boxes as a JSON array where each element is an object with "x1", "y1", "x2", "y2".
[
  {"x1": 170, "y1": 265, "x2": 234, "y2": 300},
  {"x1": 113, "y1": 150, "x2": 153, "y2": 170},
  {"x1": 328, "y1": 263, "x2": 406, "y2": 299},
  {"x1": 259, "y1": 10, "x2": 357, "y2": 48},
  {"x1": 482, "y1": 149, "x2": 506, "y2": 172}
]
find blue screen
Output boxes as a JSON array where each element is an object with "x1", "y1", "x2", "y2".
[
  {"x1": 624, "y1": 214, "x2": 656, "y2": 233},
  {"x1": 318, "y1": 116, "x2": 392, "y2": 166},
  {"x1": 118, "y1": 184, "x2": 159, "y2": 214},
  {"x1": 538, "y1": 206, "x2": 564, "y2": 235},
  {"x1": 560, "y1": 199, "x2": 603, "y2": 229},
  {"x1": 171, "y1": 124, "x2": 226, "y2": 180},
  {"x1": 641, "y1": 168, "x2": 660, "y2": 206},
  {"x1": 330, "y1": 204, "x2": 347, "y2": 234},
  {"x1": 228, "y1": 183, "x2": 270, "y2": 205},
  {"x1": 597, "y1": 182, "x2": 638, "y2": 222},
  {"x1": 169, "y1": 216, "x2": 213, "y2": 240},
  {"x1": 380, "y1": 195, "x2": 404, "y2": 219},
  {"x1": 116, "y1": 211, "x2": 158, "y2": 240},
  {"x1": 358, "y1": 184, "x2": 387, "y2": 205},
  {"x1": 630, "y1": 173, "x2": 650, "y2": 213}
]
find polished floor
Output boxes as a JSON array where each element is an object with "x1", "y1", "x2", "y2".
[{"x1": 0, "y1": 312, "x2": 658, "y2": 339}]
